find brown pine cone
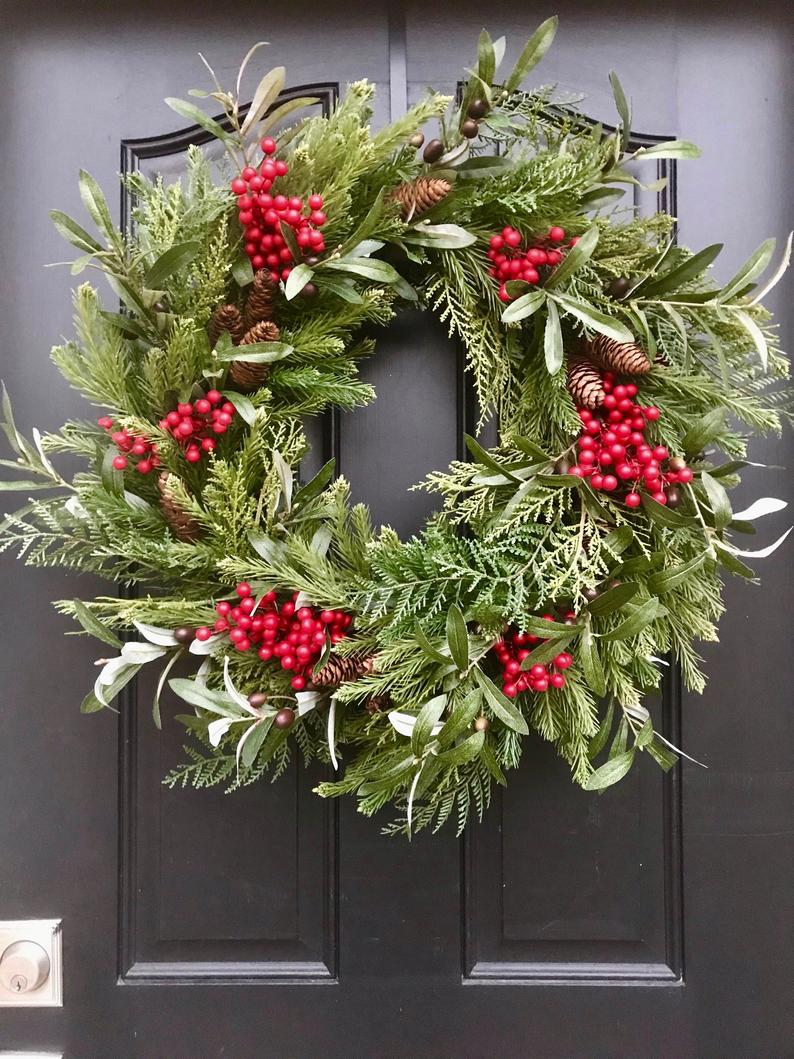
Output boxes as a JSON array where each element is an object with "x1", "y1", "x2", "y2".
[
  {"x1": 583, "y1": 334, "x2": 651, "y2": 376},
  {"x1": 390, "y1": 177, "x2": 451, "y2": 220},
  {"x1": 157, "y1": 473, "x2": 202, "y2": 543},
  {"x1": 230, "y1": 320, "x2": 281, "y2": 390},
  {"x1": 566, "y1": 355, "x2": 606, "y2": 410},
  {"x1": 208, "y1": 304, "x2": 244, "y2": 347},
  {"x1": 365, "y1": 694, "x2": 390, "y2": 714},
  {"x1": 312, "y1": 653, "x2": 375, "y2": 688},
  {"x1": 243, "y1": 270, "x2": 277, "y2": 331}
]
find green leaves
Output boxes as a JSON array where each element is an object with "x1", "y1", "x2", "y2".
[
  {"x1": 543, "y1": 226, "x2": 599, "y2": 289},
  {"x1": 71, "y1": 600, "x2": 122, "y2": 648},
  {"x1": 549, "y1": 292, "x2": 634, "y2": 343},
  {"x1": 78, "y1": 170, "x2": 118, "y2": 246},
  {"x1": 240, "y1": 66, "x2": 286, "y2": 137},
  {"x1": 584, "y1": 582, "x2": 639, "y2": 616},
  {"x1": 639, "y1": 243, "x2": 722, "y2": 297},
  {"x1": 501, "y1": 289, "x2": 546, "y2": 324},
  {"x1": 323, "y1": 256, "x2": 401, "y2": 284},
  {"x1": 599, "y1": 598, "x2": 665, "y2": 641},
  {"x1": 165, "y1": 97, "x2": 234, "y2": 145},
  {"x1": 632, "y1": 140, "x2": 701, "y2": 160},
  {"x1": 504, "y1": 16, "x2": 558, "y2": 95},
  {"x1": 700, "y1": 471, "x2": 732, "y2": 529},
  {"x1": 648, "y1": 552, "x2": 708, "y2": 594},
  {"x1": 285, "y1": 263, "x2": 314, "y2": 300},
  {"x1": 402, "y1": 223, "x2": 477, "y2": 249},
  {"x1": 681, "y1": 408, "x2": 726, "y2": 455},
  {"x1": 735, "y1": 309, "x2": 769, "y2": 370},
  {"x1": 580, "y1": 625, "x2": 606, "y2": 697},
  {"x1": 718, "y1": 238, "x2": 776, "y2": 302},
  {"x1": 473, "y1": 669, "x2": 529, "y2": 735},
  {"x1": 445, "y1": 605, "x2": 469, "y2": 671},
  {"x1": 145, "y1": 241, "x2": 201, "y2": 288},
  {"x1": 582, "y1": 749, "x2": 635, "y2": 790},
  {"x1": 543, "y1": 297, "x2": 564, "y2": 374},
  {"x1": 609, "y1": 70, "x2": 631, "y2": 152},
  {"x1": 49, "y1": 210, "x2": 103, "y2": 254}
]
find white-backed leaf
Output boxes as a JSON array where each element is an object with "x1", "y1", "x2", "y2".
[
  {"x1": 550, "y1": 292, "x2": 634, "y2": 343},
  {"x1": 296, "y1": 690, "x2": 321, "y2": 717},
  {"x1": 240, "y1": 66, "x2": 286, "y2": 136},
  {"x1": 208, "y1": 717, "x2": 235, "y2": 747},
  {"x1": 732, "y1": 497, "x2": 787, "y2": 521},
  {"x1": 121, "y1": 642, "x2": 167, "y2": 665},
  {"x1": 189, "y1": 632, "x2": 224, "y2": 655},
  {"x1": 735, "y1": 309, "x2": 769, "y2": 370},
  {"x1": 223, "y1": 655, "x2": 258, "y2": 713},
  {"x1": 543, "y1": 298, "x2": 564, "y2": 374},
  {"x1": 726, "y1": 527, "x2": 793, "y2": 558},
  {"x1": 327, "y1": 696, "x2": 339, "y2": 770},
  {"x1": 752, "y1": 231, "x2": 792, "y2": 303},
  {"x1": 285, "y1": 263, "x2": 314, "y2": 300},
  {"x1": 633, "y1": 140, "x2": 700, "y2": 160},
  {"x1": 133, "y1": 621, "x2": 178, "y2": 646},
  {"x1": 501, "y1": 289, "x2": 546, "y2": 324},
  {"x1": 718, "y1": 238, "x2": 776, "y2": 302}
]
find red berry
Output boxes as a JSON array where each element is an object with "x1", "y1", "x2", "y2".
[
  {"x1": 195, "y1": 627, "x2": 212, "y2": 641},
  {"x1": 545, "y1": 250, "x2": 562, "y2": 266},
  {"x1": 653, "y1": 446, "x2": 669, "y2": 461},
  {"x1": 236, "y1": 582, "x2": 251, "y2": 598},
  {"x1": 135, "y1": 460, "x2": 153, "y2": 474},
  {"x1": 503, "y1": 683, "x2": 518, "y2": 698},
  {"x1": 97, "y1": 415, "x2": 113, "y2": 429},
  {"x1": 677, "y1": 467, "x2": 694, "y2": 484},
  {"x1": 112, "y1": 455, "x2": 128, "y2": 470},
  {"x1": 554, "y1": 652, "x2": 573, "y2": 669},
  {"x1": 533, "y1": 676, "x2": 549, "y2": 692},
  {"x1": 231, "y1": 177, "x2": 247, "y2": 195},
  {"x1": 549, "y1": 226, "x2": 566, "y2": 243},
  {"x1": 241, "y1": 166, "x2": 257, "y2": 182},
  {"x1": 550, "y1": 673, "x2": 566, "y2": 689},
  {"x1": 260, "y1": 137, "x2": 277, "y2": 155},
  {"x1": 625, "y1": 492, "x2": 642, "y2": 508},
  {"x1": 498, "y1": 283, "x2": 512, "y2": 303},
  {"x1": 601, "y1": 475, "x2": 618, "y2": 491},
  {"x1": 643, "y1": 406, "x2": 661, "y2": 421}
]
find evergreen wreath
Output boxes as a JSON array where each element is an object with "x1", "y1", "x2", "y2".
[{"x1": 2, "y1": 20, "x2": 791, "y2": 836}]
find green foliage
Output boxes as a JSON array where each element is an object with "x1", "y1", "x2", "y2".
[{"x1": 0, "y1": 24, "x2": 790, "y2": 837}]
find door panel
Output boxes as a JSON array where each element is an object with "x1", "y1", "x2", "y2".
[{"x1": 0, "y1": 2, "x2": 791, "y2": 1057}]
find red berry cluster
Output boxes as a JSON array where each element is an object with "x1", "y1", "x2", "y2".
[
  {"x1": 157, "y1": 390, "x2": 237, "y2": 464},
  {"x1": 492, "y1": 617, "x2": 575, "y2": 698},
  {"x1": 231, "y1": 137, "x2": 327, "y2": 284},
  {"x1": 196, "y1": 583, "x2": 352, "y2": 692},
  {"x1": 570, "y1": 373, "x2": 693, "y2": 507},
  {"x1": 487, "y1": 225, "x2": 577, "y2": 302},
  {"x1": 98, "y1": 417, "x2": 160, "y2": 474}
]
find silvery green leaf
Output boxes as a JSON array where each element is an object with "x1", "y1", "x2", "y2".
[
  {"x1": 310, "y1": 525, "x2": 332, "y2": 557},
  {"x1": 145, "y1": 241, "x2": 201, "y2": 287},
  {"x1": 501, "y1": 289, "x2": 546, "y2": 324},
  {"x1": 735, "y1": 309, "x2": 769, "y2": 370},
  {"x1": 549, "y1": 292, "x2": 634, "y2": 343},
  {"x1": 349, "y1": 239, "x2": 384, "y2": 258},
  {"x1": 403, "y1": 223, "x2": 477, "y2": 249},
  {"x1": 327, "y1": 696, "x2": 339, "y2": 770},
  {"x1": 632, "y1": 140, "x2": 701, "y2": 160},
  {"x1": 152, "y1": 648, "x2": 182, "y2": 730},
  {"x1": 732, "y1": 497, "x2": 787, "y2": 521},
  {"x1": 73, "y1": 599, "x2": 122, "y2": 648},
  {"x1": 124, "y1": 491, "x2": 155, "y2": 513},
  {"x1": 223, "y1": 655, "x2": 257, "y2": 713},
  {"x1": 718, "y1": 238, "x2": 776, "y2": 302},
  {"x1": 97, "y1": 655, "x2": 129, "y2": 687},
  {"x1": 504, "y1": 16, "x2": 558, "y2": 94},
  {"x1": 249, "y1": 531, "x2": 286, "y2": 562},
  {"x1": 121, "y1": 642, "x2": 167, "y2": 665},
  {"x1": 296, "y1": 690, "x2": 321, "y2": 717},
  {"x1": 543, "y1": 226, "x2": 599, "y2": 289},
  {"x1": 726, "y1": 527, "x2": 793, "y2": 558},
  {"x1": 752, "y1": 231, "x2": 792, "y2": 303},
  {"x1": 285, "y1": 263, "x2": 314, "y2": 300},
  {"x1": 65, "y1": 496, "x2": 89, "y2": 520},
  {"x1": 208, "y1": 717, "x2": 235, "y2": 748},
  {"x1": 133, "y1": 622, "x2": 178, "y2": 646},
  {"x1": 273, "y1": 449, "x2": 293, "y2": 511},
  {"x1": 582, "y1": 748, "x2": 635, "y2": 790},
  {"x1": 240, "y1": 66, "x2": 286, "y2": 136},
  {"x1": 389, "y1": 709, "x2": 445, "y2": 740},
  {"x1": 543, "y1": 297, "x2": 564, "y2": 374}
]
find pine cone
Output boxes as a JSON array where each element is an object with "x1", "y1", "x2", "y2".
[
  {"x1": 583, "y1": 334, "x2": 651, "y2": 376},
  {"x1": 312, "y1": 653, "x2": 375, "y2": 688},
  {"x1": 230, "y1": 320, "x2": 281, "y2": 390},
  {"x1": 567, "y1": 355, "x2": 606, "y2": 409},
  {"x1": 243, "y1": 270, "x2": 277, "y2": 331},
  {"x1": 391, "y1": 177, "x2": 451, "y2": 220},
  {"x1": 365, "y1": 693, "x2": 391, "y2": 715},
  {"x1": 208, "y1": 304, "x2": 244, "y2": 347},
  {"x1": 158, "y1": 473, "x2": 202, "y2": 543}
]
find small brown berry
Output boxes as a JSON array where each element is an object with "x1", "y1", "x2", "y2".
[
  {"x1": 174, "y1": 626, "x2": 194, "y2": 644},
  {"x1": 460, "y1": 118, "x2": 479, "y2": 139},
  {"x1": 274, "y1": 707, "x2": 296, "y2": 729},
  {"x1": 300, "y1": 282, "x2": 318, "y2": 299},
  {"x1": 423, "y1": 138, "x2": 444, "y2": 164},
  {"x1": 668, "y1": 456, "x2": 687, "y2": 472},
  {"x1": 666, "y1": 487, "x2": 681, "y2": 508},
  {"x1": 474, "y1": 716, "x2": 490, "y2": 732},
  {"x1": 409, "y1": 131, "x2": 425, "y2": 148},
  {"x1": 583, "y1": 587, "x2": 600, "y2": 602},
  {"x1": 555, "y1": 457, "x2": 572, "y2": 475},
  {"x1": 248, "y1": 691, "x2": 267, "y2": 708},
  {"x1": 467, "y1": 98, "x2": 488, "y2": 119},
  {"x1": 606, "y1": 276, "x2": 632, "y2": 299}
]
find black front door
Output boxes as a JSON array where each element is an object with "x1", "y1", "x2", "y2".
[{"x1": 1, "y1": 2, "x2": 792, "y2": 1056}]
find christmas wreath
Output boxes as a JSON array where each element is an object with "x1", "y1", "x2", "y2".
[{"x1": 2, "y1": 20, "x2": 790, "y2": 836}]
